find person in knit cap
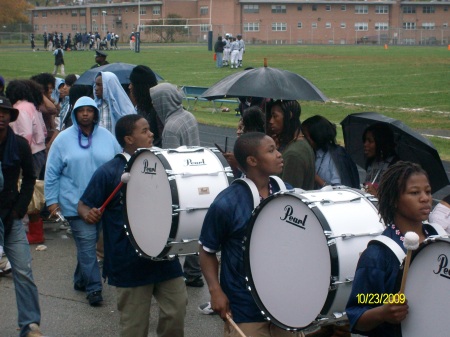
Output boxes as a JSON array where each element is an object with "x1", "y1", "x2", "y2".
[{"x1": 128, "y1": 65, "x2": 163, "y2": 147}]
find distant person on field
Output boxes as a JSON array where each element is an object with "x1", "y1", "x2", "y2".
[
  {"x1": 53, "y1": 44, "x2": 65, "y2": 76},
  {"x1": 91, "y1": 50, "x2": 109, "y2": 68},
  {"x1": 214, "y1": 36, "x2": 225, "y2": 68}
]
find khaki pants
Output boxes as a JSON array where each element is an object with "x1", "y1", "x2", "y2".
[
  {"x1": 116, "y1": 276, "x2": 187, "y2": 337},
  {"x1": 224, "y1": 321, "x2": 303, "y2": 337}
]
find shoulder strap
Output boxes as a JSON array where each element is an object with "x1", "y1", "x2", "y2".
[
  {"x1": 426, "y1": 222, "x2": 447, "y2": 237},
  {"x1": 370, "y1": 235, "x2": 406, "y2": 266},
  {"x1": 232, "y1": 175, "x2": 287, "y2": 209}
]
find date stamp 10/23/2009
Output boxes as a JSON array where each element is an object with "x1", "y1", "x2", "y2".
[{"x1": 356, "y1": 293, "x2": 406, "y2": 305}]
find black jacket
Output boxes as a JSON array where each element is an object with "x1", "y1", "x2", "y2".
[{"x1": 0, "y1": 128, "x2": 36, "y2": 236}]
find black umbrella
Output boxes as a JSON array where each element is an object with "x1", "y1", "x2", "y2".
[
  {"x1": 201, "y1": 66, "x2": 328, "y2": 101},
  {"x1": 75, "y1": 62, "x2": 164, "y2": 86},
  {"x1": 341, "y1": 112, "x2": 449, "y2": 193}
]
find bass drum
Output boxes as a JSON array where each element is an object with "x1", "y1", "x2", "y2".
[
  {"x1": 124, "y1": 146, "x2": 233, "y2": 259},
  {"x1": 402, "y1": 237, "x2": 450, "y2": 337},
  {"x1": 244, "y1": 188, "x2": 384, "y2": 331}
]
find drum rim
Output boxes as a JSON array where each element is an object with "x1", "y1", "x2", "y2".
[
  {"x1": 243, "y1": 191, "x2": 339, "y2": 331},
  {"x1": 123, "y1": 148, "x2": 180, "y2": 259}
]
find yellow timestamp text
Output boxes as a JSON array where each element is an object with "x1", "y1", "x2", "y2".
[{"x1": 356, "y1": 293, "x2": 406, "y2": 305}]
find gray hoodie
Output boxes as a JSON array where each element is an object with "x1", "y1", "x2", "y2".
[{"x1": 150, "y1": 83, "x2": 200, "y2": 148}]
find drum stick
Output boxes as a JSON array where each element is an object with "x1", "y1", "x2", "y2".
[
  {"x1": 225, "y1": 136, "x2": 228, "y2": 153},
  {"x1": 99, "y1": 172, "x2": 131, "y2": 213},
  {"x1": 226, "y1": 313, "x2": 247, "y2": 337},
  {"x1": 399, "y1": 231, "x2": 420, "y2": 294}
]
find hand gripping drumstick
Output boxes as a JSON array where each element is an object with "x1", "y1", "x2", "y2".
[
  {"x1": 226, "y1": 313, "x2": 247, "y2": 337},
  {"x1": 399, "y1": 231, "x2": 420, "y2": 294},
  {"x1": 99, "y1": 172, "x2": 131, "y2": 213}
]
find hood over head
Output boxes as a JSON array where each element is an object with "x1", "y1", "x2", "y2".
[
  {"x1": 71, "y1": 96, "x2": 99, "y2": 127},
  {"x1": 149, "y1": 83, "x2": 184, "y2": 125}
]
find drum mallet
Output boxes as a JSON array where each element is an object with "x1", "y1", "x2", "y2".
[
  {"x1": 399, "y1": 231, "x2": 420, "y2": 294},
  {"x1": 99, "y1": 172, "x2": 131, "y2": 213},
  {"x1": 226, "y1": 313, "x2": 247, "y2": 337}
]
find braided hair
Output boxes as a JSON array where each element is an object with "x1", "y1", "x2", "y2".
[
  {"x1": 267, "y1": 100, "x2": 302, "y2": 150},
  {"x1": 377, "y1": 161, "x2": 428, "y2": 225}
]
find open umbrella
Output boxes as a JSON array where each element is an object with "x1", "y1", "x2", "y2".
[
  {"x1": 201, "y1": 66, "x2": 328, "y2": 101},
  {"x1": 75, "y1": 62, "x2": 164, "y2": 86},
  {"x1": 341, "y1": 112, "x2": 449, "y2": 193}
]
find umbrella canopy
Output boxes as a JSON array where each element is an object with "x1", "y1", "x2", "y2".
[
  {"x1": 200, "y1": 66, "x2": 328, "y2": 101},
  {"x1": 341, "y1": 112, "x2": 449, "y2": 193},
  {"x1": 75, "y1": 62, "x2": 164, "y2": 86}
]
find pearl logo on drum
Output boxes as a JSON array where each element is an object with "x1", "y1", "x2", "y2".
[
  {"x1": 142, "y1": 159, "x2": 157, "y2": 175},
  {"x1": 185, "y1": 158, "x2": 206, "y2": 166},
  {"x1": 280, "y1": 205, "x2": 308, "y2": 230},
  {"x1": 433, "y1": 254, "x2": 450, "y2": 280}
]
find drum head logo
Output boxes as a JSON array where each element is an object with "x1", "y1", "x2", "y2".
[
  {"x1": 142, "y1": 159, "x2": 157, "y2": 175},
  {"x1": 280, "y1": 205, "x2": 308, "y2": 230},
  {"x1": 185, "y1": 158, "x2": 206, "y2": 166},
  {"x1": 434, "y1": 254, "x2": 450, "y2": 280}
]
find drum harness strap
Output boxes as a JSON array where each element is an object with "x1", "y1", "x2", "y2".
[
  {"x1": 115, "y1": 152, "x2": 131, "y2": 162},
  {"x1": 369, "y1": 222, "x2": 447, "y2": 267},
  {"x1": 233, "y1": 175, "x2": 287, "y2": 208}
]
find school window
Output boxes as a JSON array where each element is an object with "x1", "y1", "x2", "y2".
[
  {"x1": 375, "y1": 5, "x2": 389, "y2": 14},
  {"x1": 341, "y1": 5, "x2": 346, "y2": 11},
  {"x1": 403, "y1": 22, "x2": 416, "y2": 30},
  {"x1": 200, "y1": 24, "x2": 209, "y2": 32},
  {"x1": 423, "y1": 6, "x2": 435, "y2": 14},
  {"x1": 243, "y1": 22, "x2": 260, "y2": 32},
  {"x1": 297, "y1": 5, "x2": 302, "y2": 11},
  {"x1": 340, "y1": 22, "x2": 346, "y2": 28},
  {"x1": 326, "y1": 5, "x2": 331, "y2": 11},
  {"x1": 132, "y1": 24, "x2": 136, "y2": 30},
  {"x1": 71, "y1": 10, "x2": 77, "y2": 17},
  {"x1": 34, "y1": 24, "x2": 39, "y2": 31},
  {"x1": 272, "y1": 5, "x2": 286, "y2": 14},
  {"x1": 72, "y1": 24, "x2": 77, "y2": 31},
  {"x1": 153, "y1": 6, "x2": 161, "y2": 15},
  {"x1": 443, "y1": 23, "x2": 449, "y2": 28},
  {"x1": 139, "y1": 7, "x2": 146, "y2": 15},
  {"x1": 33, "y1": 12, "x2": 38, "y2": 17},
  {"x1": 272, "y1": 22, "x2": 287, "y2": 31},
  {"x1": 200, "y1": 7, "x2": 208, "y2": 16},
  {"x1": 93, "y1": 23, "x2": 98, "y2": 31},
  {"x1": 355, "y1": 5, "x2": 368, "y2": 14},
  {"x1": 355, "y1": 22, "x2": 368, "y2": 31},
  {"x1": 244, "y1": 5, "x2": 259, "y2": 13},
  {"x1": 312, "y1": 5, "x2": 318, "y2": 11},
  {"x1": 297, "y1": 22, "x2": 302, "y2": 29},
  {"x1": 125, "y1": 23, "x2": 128, "y2": 30},
  {"x1": 80, "y1": 24, "x2": 87, "y2": 31},
  {"x1": 42, "y1": 24, "x2": 47, "y2": 31},
  {"x1": 375, "y1": 22, "x2": 389, "y2": 30},
  {"x1": 312, "y1": 22, "x2": 317, "y2": 28},
  {"x1": 111, "y1": 9, "x2": 114, "y2": 14},
  {"x1": 80, "y1": 9, "x2": 86, "y2": 17},
  {"x1": 422, "y1": 22, "x2": 435, "y2": 30},
  {"x1": 326, "y1": 22, "x2": 332, "y2": 28},
  {"x1": 402, "y1": 6, "x2": 416, "y2": 14},
  {"x1": 42, "y1": 11, "x2": 47, "y2": 18},
  {"x1": 444, "y1": 7, "x2": 448, "y2": 12},
  {"x1": 92, "y1": 9, "x2": 98, "y2": 16}
]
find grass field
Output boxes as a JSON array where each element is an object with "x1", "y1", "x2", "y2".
[{"x1": 1, "y1": 44, "x2": 449, "y2": 158}]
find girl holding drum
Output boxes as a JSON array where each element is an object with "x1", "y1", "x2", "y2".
[{"x1": 346, "y1": 161, "x2": 439, "y2": 337}]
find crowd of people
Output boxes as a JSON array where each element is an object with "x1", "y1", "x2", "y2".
[
  {"x1": 0, "y1": 57, "x2": 449, "y2": 337},
  {"x1": 38, "y1": 31, "x2": 121, "y2": 52},
  {"x1": 214, "y1": 33, "x2": 245, "y2": 69}
]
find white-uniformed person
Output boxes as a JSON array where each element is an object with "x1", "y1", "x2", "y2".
[
  {"x1": 237, "y1": 34, "x2": 245, "y2": 67},
  {"x1": 223, "y1": 34, "x2": 231, "y2": 67},
  {"x1": 229, "y1": 37, "x2": 240, "y2": 69}
]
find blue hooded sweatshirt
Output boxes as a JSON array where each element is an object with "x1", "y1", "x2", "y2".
[
  {"x1": 45, "y1": 96, "x2": 121, "y2": 217},
  {"x1": 93, "y1": 71, "x2": 135, "y2": 135}
]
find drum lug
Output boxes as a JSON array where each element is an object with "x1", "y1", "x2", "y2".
[
  {"x1": 327, "y1": 239, "x2": 336, "y2": 247},
  {"x1": 324, "y1": 231, "x2": 333, "y2": 238},
  {"x1": 331, "y1": 276, "x2": 354, "y2": 289}
]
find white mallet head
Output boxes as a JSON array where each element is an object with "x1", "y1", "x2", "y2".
[
  {"x1": 121, "y1": 172, "x2": 131, "y2": 183},
  {"x1": 403, "y1": 231, "x2": 420, "y2": 251}
]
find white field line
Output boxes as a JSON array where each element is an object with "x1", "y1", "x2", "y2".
[{"x1": 330, "y1": 100, "x2": 450, "y2": 115}]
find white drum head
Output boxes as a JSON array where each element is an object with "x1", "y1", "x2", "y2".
[
  {"x1": 402, "y1": 238, "x2": 450, "y2": 336},
  {"x1": 124, "y1": 149, "x2": 173, "y2": 258},
  {"x1": 245, "y1": 192, "x2": 331, "y2": 330}
]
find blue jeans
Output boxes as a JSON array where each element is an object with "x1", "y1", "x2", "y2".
[
  {"x1": 3, "y1": 219, "x2": 41, "y2": 337},
  {"x1": 69, "y1": 218, "x2": 102, "y2": 295},
  {"x1": 216, "y1": 52, "x2": 223, "y2": 68}
]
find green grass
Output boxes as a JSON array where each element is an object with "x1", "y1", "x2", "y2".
[{"x1": 1, "y1": 44, "x2": 449, "y2": 158}]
